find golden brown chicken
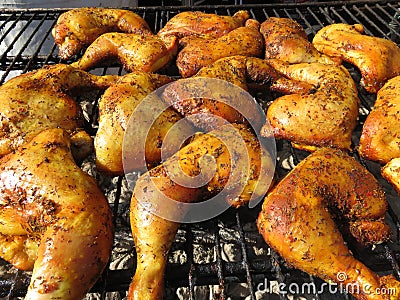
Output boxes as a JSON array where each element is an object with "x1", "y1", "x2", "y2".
[
  {"x1": 95, "y1": 72, "x2": 195, "y2": 175},
  {"x1": 260, "y1": 17, "x2": 340, "y2": 64},
  {"x1": 262, "y1": 60, "x2": 360, "y2": 151},
  {"x1": 0, "y1": 64, "x2": 118, "y2": 158},
  {"x1": 382, "y1": 158, "x2": 400, "y2": 195},
  {"x1": 176, "y1": 19, "x2": 264, "y2": 78},
  {"x1": 257, "y1": 148, "x2": 397, "y2": 300},
  {"x1": 71, "y1": 32, "x2": 177, "y2": 73},
  {"x1": 313, "y1": 23, "x2": 400, "y2": 93},
  {"x1": 162, "y1": 56, "x2": 314, "y2": 132},
  {"x1": 157, "y1": 10, "x2": 249, "y2": 40},
  {"x1": 128, "y1": 124, "x2": 275, "y2": 300},
  {"x1": 53, "y1": 7, "x2": 152, "y2": 60},
  {"x1": 0, "y1": 128, "x2": 113, "y2": 299},
  {"x1": 359, "y1": 76, "x2": 400, "y2": 164}
]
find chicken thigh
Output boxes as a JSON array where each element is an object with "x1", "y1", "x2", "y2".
[
  {"x1": 262, "y1": 60, "x2": 360, "y2": 151},
  {"x1": 313, "y1": 23, "x2": 400, "y2": 93},
  {"x1": 260, "y1": 17, "x2": 339, "y2": 64},
  {"x1": 128, "y1": 124, "x2": 275, "y2": 300},
  {"x1": 53, "y1": 7, "x2": 152, "y2": 60},
  {"x1": 0, "y1": 128, "x2": 113, "y2": 299},
  {"x1": 95, "y1": 72, "x2": 195, "y2": 175},
  {"x1": 176, "y1": 19, "x2": 264, "y2": 77},
  {"x1": 0, "y1": 64, "x2": 118, "y2": 158},
  {"x1": 257, "y1": 148, "x2": 396, "y2": 300},
  {"x1": 157, "y1": 10, "x2": 249, "y2": 40}
]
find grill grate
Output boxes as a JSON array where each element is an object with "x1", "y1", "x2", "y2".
[{"x1": 1, "y1": 1, "x2": 400, "y2": 299}]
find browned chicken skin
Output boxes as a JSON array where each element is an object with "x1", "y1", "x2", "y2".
[
  {"x1": 382, "y1": 158, "x2": 400, "y2": 196},
  {"x1": 257, "y1": 148, "x2": 397, "y2": 300},
  {"x1": 95, "y1": 72, "x2": 195, "y2": 175},
  {"x1": 0, "y1": 128, "x2": 113, "y2": 299},
  {"x1": 162, "y1": 56, "x2": 314, "y2": 132},
  {"x1": 71, "y1": 32, "x2": 178, "y2": 73},
  {"x1": 0, "y1": 64, "x2": 118, "y2": 158},
  {"x1": 53, "y1": 7, "x2": 152, "y2": 60},
  {"x1": 129, "y1": 124, "x2": 275, "y2": 300},
  {"x1": 359, "y1": 76, "x2": 400, "y2": 164},
  {"x1": 176, "y1": 19, "x2": 264, "y2": 77},
  {"x1": 262, "y1": 60, "x2": 360, "y2": 151},
  {"x1": 157, "y1": 10, "x2": 249, "y2": 40},
  {"x1": 313, "y1": 23, "x2": 400, "y2": 93},
  {"x1": 261, "y1": 17, "x2": 339, "y2": 64}
]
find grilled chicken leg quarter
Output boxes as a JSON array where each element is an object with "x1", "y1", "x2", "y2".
[
  {"x1": 53, "y1": 7, "x2": 152, "y2": 60},
  {"x1": 72, "y1": 32, "x2": 177, "y2": 73},
  {"x1": 359, "y1": 75, "x2": 400, "y2": 164},
  {"x1": 257, "y1": 148, "x2": 398, "y2": 300},
  {"x1": 0, "y1": 64, "x2": 118, "y2": 158},
  {"x1": 157, "y1": 10, "x2": 250, "y2": 40},
  {"x1": 176, "y1": 19, "x2": 264, "y2": 77},
  {"x1": 95, "y1": 72, "x2": 195, "y2": 175},
  {"x1": 262, "y1": 60, "x2": 360, "y2": 151},
  {"x1": 0, "y1": 128, "x2": 113, "y2": 300},
  {"x1": 260, "y1": 17, "x2": 340, "y2": 64},
  {"x1": 162, "y1": 56, "x2": 314, "y2": 132},
  {"x1": 313, "y1": 23, "x2": 400, "y2": 93},
  {"x1": 128, "y1": 124, "x2": 275, "y2": 300}
]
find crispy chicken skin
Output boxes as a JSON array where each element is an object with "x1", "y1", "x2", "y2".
[
  {"x1": 313, "y1": 23, "x2": 400, "y2": 93},
  {"x1": 382, "y1": 158, "x2": 400, "y2": 195},
  {"x1": 162, "y1": 56, "x2": 314, "y2": 132},
  {"x1": 0, "y1": 128, "x2": 113, "y2": 299},
  {"x1": 359, "y1": 76, "x2": 400, "y2": 164},
  {"x1": 53, "y1": 8, "x2": 152, "y2": 60},
  {"x1": 128, "y1": 124, "x2": 275, "y2": 300},
  {"x1": 95, "y1": 72, "x2": 195, "y2": 175},
  {"x1": 262, "y1": 60, "x2": 360, "y2": 151},
  {"x1": 261, "y1": 17, "x2": 339, "y2": 64},
  {"x1": 257, "y1": 148, "x2": 396, "y2": 300},
  {"x1": 157, "y1": 10, "x2": 249, "y2": 40},
  {"x1": 0, "y1": 64, "x2": 118, "y2": 158},
  {"x1": 176, "y1": 19, "x2": 264, "y2": 78},
  {"x1": 71, "y1": 32, "x2": 178, "y2": 73}
]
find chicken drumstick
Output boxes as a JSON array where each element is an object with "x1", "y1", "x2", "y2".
[
  {"x1": 128, "y1": 124, "x2": 275, "y2": 299},
  {"x1": 53, "y1": 8, "x2": 152, "y2": 60}
]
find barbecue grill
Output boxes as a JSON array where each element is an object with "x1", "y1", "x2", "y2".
[{"x1": 1, "y1": 1, "x2": 400, "y2": 299}]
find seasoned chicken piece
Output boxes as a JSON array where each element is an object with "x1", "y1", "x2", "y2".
[
  {"x1": 163, "y1": 56, "x2": 314, "y2": 132},
  {"x1": 71, "y1": 32, "x2": 177, "y2": 73},
  {"x1": 262, "y1": 60, "x2": 360, "y2": 151},
  {"x1": 157, "y1": 10, "x2": 249, "y2": 40},
  {"x1": 260, "y1": 17, "x2": 340, "y2": 64},
  {"x1": 0, "y1": 64, "x2": 118, "y2": 158},
  {"x1": 53, "y1": 7, "x2": 152, "y2": 60},
  {"x1": 382, "y1": 158, "x2": 400, "y2": 195},
  {"x1": 0, "y1": 128, "x2": 113, "y2": 300},
  {"x1": 176, "y1": 19, "x2": 264, "y2": 78},
  {"x1": 359, "y1": 76, "x2": 400, "y2": 164},
  {"x1": 257, "y1": 148, "x2": 396, "y2": 300},
  {"x1": 128, "y1": 124, "x2": 275, "y2": 300},
  {"x1": 313, "y1": 23, "x2": 400, "y2": 93},
  {"x1": 95, "y1": 72, "x2": 195, "y2": 175}
]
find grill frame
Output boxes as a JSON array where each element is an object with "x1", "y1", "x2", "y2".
[{"x1": 1, "y1": 1, "x2": 400, "y2": 299}]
